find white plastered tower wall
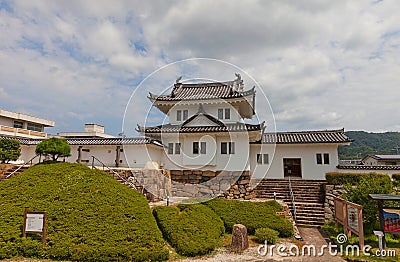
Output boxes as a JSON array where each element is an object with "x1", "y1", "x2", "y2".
[{"x1": 161, "y1": 132, "x2": 251, "y2": 172}]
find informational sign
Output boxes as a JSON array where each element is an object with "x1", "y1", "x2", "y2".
[
  {"x1": 334, "y1": 197, "x2": 364, "y2": 248},
  {"x1": 25, "y1": 213, "x2": 45, "y2": 232},
  {"x1": 23, "y1": 208, "x2": 47, "y2": 246},
  {"x1": 383, "y1": 209, "x2": 400, "y2": 233},
  {"x1": 347, "y1": 204, "x2": 362, "y2": 233}
]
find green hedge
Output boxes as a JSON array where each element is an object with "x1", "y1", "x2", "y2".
[
  {"x1": 254, "y1": 227, "x2": 279, "y2": 244},
  {"x1": 0, "y1": 162, "x2": 169, "y2": 261},
  {"x1": 153, "y1": 204, "x2": 224, "y2": 257},
  {"x1": 203, "y1": 199, "x2": 293, "y2": 237},
  {"x1": 326, "y1": 172, "x2": 390, "y2": 185}
]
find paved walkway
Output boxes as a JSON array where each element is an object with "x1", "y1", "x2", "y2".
[
  {"x1": 177, "y1": 227, "x2": 345, "y2": 262},
  {"x1": 293, "y1": 227, "x2": 345, "y2": 262}
]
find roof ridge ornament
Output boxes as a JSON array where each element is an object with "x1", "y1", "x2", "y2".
[
  {"x1": 233, "y1": 73, "x2": 243, "y2": 92},
  {"x1": 176, "y1": 76, "x2": 182, "y2": 84}
]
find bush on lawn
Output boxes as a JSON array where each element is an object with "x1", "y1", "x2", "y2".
[
  {"x1": 0, "y1": 162, "x2": 169, "y2": 261},
  {"x1": 344, "y1": 173, "x2": 392, "y2": 229},
  {"x1": 326, "y1": 172, "x2": 389, "y2": 185},
  {"x1": 254, "y1": 227, "x2": 279, "y2": 244},
  {"x1": 153, "y1": 204, "x2": 224, "y2": 257},
  {"x1": 204, "y1": 199, "x2": 293, "y2": 237}
]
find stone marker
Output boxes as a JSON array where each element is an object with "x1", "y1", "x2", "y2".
[{"x1": 231, "y1": 224, "x2": 249, "y2": 252}]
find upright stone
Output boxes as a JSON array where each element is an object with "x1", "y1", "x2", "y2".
[{"x1": 231, "y1": 224, "x2": 249, "y2": 252}]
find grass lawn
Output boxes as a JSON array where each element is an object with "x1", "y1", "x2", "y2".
[
  {"x1": 0, "y1": 162, "x2": 169, "y2": 261},
  {"x1": 322, "y1": 222, "x2": 399, "y2": 261}
]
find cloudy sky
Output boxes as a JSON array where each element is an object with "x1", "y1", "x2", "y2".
[{"x1": 1, "y1": 0, "x2": 399, "y2": 136}]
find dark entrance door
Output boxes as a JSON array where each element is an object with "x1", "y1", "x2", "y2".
[{"x1": 283, "y1": 158, "x2": 302, "y2": 178}]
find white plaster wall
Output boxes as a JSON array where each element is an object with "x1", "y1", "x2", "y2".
[
  {"x1": 19, "y1": 145, "x2": 40, "y2": 164},
  {"x1": 250, "y1": 144, "x2": 340, "y2": 180},
  {"x1": 0, "y1": 116, "x2": 14, "y2": 127},
  {"x1": 167, "y1": 103, "x2": 241, "y2": 125},
  {"x1": 161, "y1": 133, "x2": 250, "y2": 171},
  {"x1": 17, "y1": 144, "x2": 163, "y2": 169}
]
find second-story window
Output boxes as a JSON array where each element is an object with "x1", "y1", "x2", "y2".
[
  {"x1": 218, "y1": 109, "x2": 223, "y2": 119},
  {"x1": 193, "y1": 142, "x2": 206, "y2": 154},
  {"x1": 13, "y1": 121, "x2": 23, "y2": 129},
  {"x1": 168, "y1": 143, "x2": 174, "y2": 154},
  {"x1": 183, "y1": 110, "x2": 188, "y2": 121},
  {"x1": 175, "y1": 143, "x2": 181, "y2": 154},
  {"x1": 177, "y1": 110, "x2": 182, "y2": 121},
  {"x1": 221, "y1": 142, "x2": 235, "y2": 154},
  {"x1": 200, "y1": 142, "x2": 206, "y2": 154},
  {"x1": 218, "y1": 108, "x2": 231, "y2": 120},
  {"x1": 27, "y1": 123, "x2": 42, "y2": 132},
  {"x1": 225, "y1": 108, "x2": 230, "y2": 119},
  {"x1": 177, "y1": 110, "x2": 188, "y2": 121}
]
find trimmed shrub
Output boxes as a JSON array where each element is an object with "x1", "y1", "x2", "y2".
[
  {"x1": 326, "y1": 172, "x2": 389, "y2": 185},
  {"x1": 204, "y1": 199, "x2": 293, "y2": 237},
  {"x1": 0, "y1": 162, "x2": 169, "y2": 261},
  {"x1": 0, "y1": 138, "x2": 20, "y2": 163},
  {"x1": 344, "y1": 173, "x2": 392, "y2": 229},
  {"x1": 35, "y1": 137, "x2": 71, "y2": 161},
  {"x1": 153, "y1": 204, "x2": 224, "y2": 257},
  {"x1": 254, "y1": 227, "x2": 279, "y2": 244}
]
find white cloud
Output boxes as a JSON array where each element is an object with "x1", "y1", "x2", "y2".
[{"x1": 0, "y1": 0, "x2": 400, "y2": 135}]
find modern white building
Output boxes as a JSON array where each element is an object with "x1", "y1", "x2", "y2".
[
  {"x1": 2, "y1": 75, "x2": 352, "y2": 180},
  {"x1": 0, "y1": 109, "x2": 54, "y2": 139}
]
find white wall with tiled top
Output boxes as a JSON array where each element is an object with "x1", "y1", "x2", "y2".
[{"x1": 250, "y1": 143, "x2": 340, "y2": 179}]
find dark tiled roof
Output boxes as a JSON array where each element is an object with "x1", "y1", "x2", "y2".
[
  {"x1": 137, "y1": 122, "x2": 263, "y2": 134},
  {"x1": 149, "y1": 81, "x2": 255, "y2": 101},
  {"x1": 0, "y1": 135, "x2": 162, "y2": 147},
  {"x1": 337, "y1": 165, "x2": 400, "y2": 170},
  {"x1": 372, "y1": 155, "x2": 400, "y2": 160},
  {"x1": 261, "y1": 129, "x2": 351, "y2": 144}
]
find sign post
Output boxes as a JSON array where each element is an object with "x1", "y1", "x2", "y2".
[
  {"x1": 334, "y1": 197, "x2": 364, "y2": 249},
  {"x1": 23, "y1": 208, "x2": 47, "y2": 246}
]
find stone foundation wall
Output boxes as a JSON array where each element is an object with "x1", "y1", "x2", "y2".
[
  {"x1": 170, "y1": 170, "x2": 254, "y2": 200},
  {"x1": 324, "y1": 184, "x2": 347, "y2": 222},
  {"x1": 116, "y1": 169, "x2": 171, "y2": 201},
  {"x1": 222, "y1": 171, "x2": 254, "y2": 200},
  {"x1": 114, "y1": 169, "x2": 254, "y2": 201}
]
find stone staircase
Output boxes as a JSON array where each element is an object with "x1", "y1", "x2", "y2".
[
  {"x1": 254, "y1": 179, "x2": 326, "y2": 227},
  {"x1": 0, "y1": 165, "x2": 31, "y2": 181}
]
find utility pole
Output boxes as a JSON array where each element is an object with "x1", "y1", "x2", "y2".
[{"x1": 393, "y1": 146, "x2": 400, "y2": 155}]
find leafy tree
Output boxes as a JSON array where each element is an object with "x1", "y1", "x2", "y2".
[
  {"x1": 344, "y1": 173, "x2": 393, "y2": 230},
  {"x1": 35, "y1": 137, "x2": 71, "y2": 161},
  {"x1": 0, "y1": 138, "x2": 21, "y2": 163}
]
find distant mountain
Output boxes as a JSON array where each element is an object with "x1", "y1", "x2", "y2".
[{"x1": 339, "y1": 131, "x2": 400, "y2": 160}]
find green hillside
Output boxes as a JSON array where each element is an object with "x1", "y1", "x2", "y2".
[
  {"x1": 0, "y1": 162, "x2": 169, "y2": 261},
  {"x1": 339, "y1": 131, "x2": 400, "y2": 159}
]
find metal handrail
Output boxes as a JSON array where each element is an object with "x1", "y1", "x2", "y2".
[
  {"x1": 90, "y1": 156, "x2": 137, "y2": 190},
  {"x1": 288, "y1": 175, "x2": 297, "y2": 222},
  {"x1": 5, "y1": 154, "x2": 39, "y2": 179}
]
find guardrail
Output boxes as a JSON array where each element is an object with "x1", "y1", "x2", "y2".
[
  {"x1": 0, "y1": 125, "x2": 46, "y2": 138},
  {"x1": 288, "y1": 175, "x2": 297, "y2": 223},
  {"x1": 6, "y1": 154, "x2": 39, "y2": 179},
  {"x1": 90, "y1": 156, "x2": 137, "y2": 190}
]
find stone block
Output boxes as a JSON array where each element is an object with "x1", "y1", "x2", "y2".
[{"x1": 231, "y1": 224, "x2": 248, "y2": 252}]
